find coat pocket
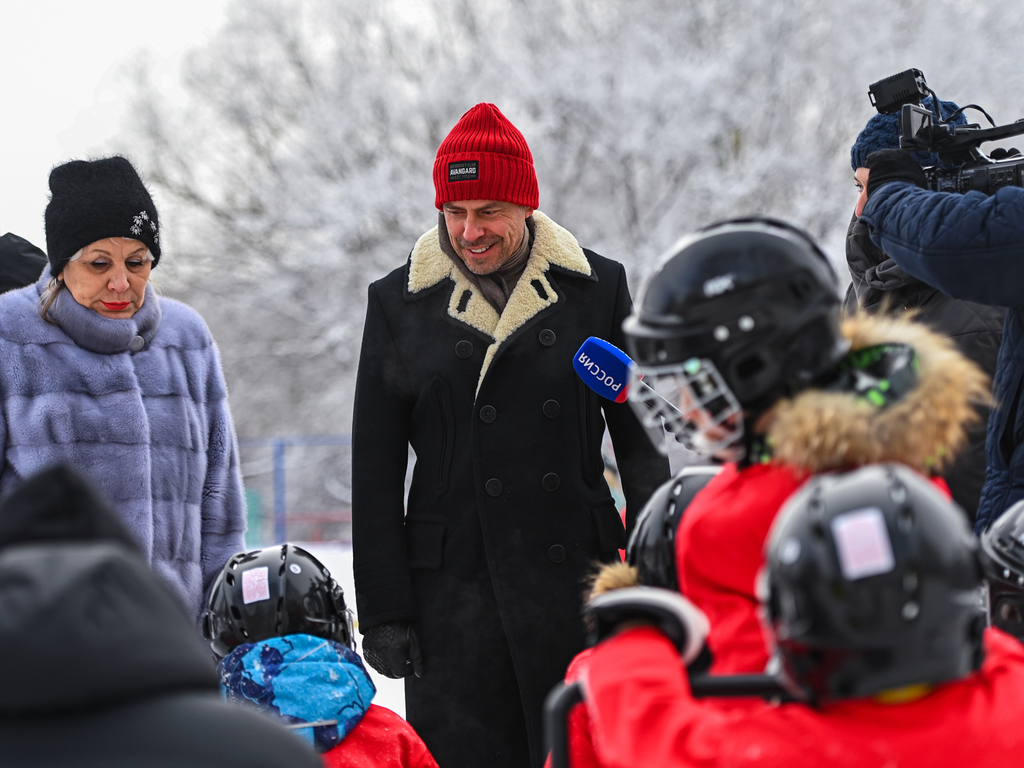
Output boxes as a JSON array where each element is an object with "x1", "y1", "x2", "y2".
[
  {"x1": 406, "y1": 521, "x2": 447, "y2": 569},
  {"x1": 428, "y1": 377, "x2": 455, "y2": 495},
  {"x1": 576, "y1": 378, "x2": 605, "y2": 481},
  {"x1": 592, "y1": 499, "x2": 627, "y2": 552}
]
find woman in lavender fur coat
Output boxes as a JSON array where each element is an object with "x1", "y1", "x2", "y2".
[{"x1": 0, "y1": 156, "x2": 246, "y2": 621}]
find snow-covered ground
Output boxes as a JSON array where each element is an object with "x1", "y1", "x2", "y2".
[{"x1": 294, "y1": 542, "x2": 406, "y2": 718}]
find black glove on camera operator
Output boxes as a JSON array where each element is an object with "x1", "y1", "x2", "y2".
[
  {"x1": 361, "y1": 620, "x2": 424, "y2": 679},
  {"x1": 865, "y1": 149, "x2": 928, "y2": 199}
]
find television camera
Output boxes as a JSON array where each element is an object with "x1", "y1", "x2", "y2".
[{"x1": 869, "y1": 69, "x2": 1024, "y2": 194}]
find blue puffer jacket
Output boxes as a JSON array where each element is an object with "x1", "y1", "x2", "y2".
[
  {"x1": 861, "y1": 181, "x2": 1024, "y2": 531},
  {"x1": 0, "y1": 271, "x2": 246, "y2": 618}
]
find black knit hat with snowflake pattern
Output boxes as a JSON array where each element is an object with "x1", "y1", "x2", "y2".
[{"x1": 44, "y1": 156, "x2": 161, "y2": 278}]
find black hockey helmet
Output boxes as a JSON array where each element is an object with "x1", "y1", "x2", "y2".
[
  {"x1": 623, "y1": 217, "x2": 847, "y2": 458},
  {"x1": 626, "y1": 466, "x2": 722, "y2": 590},
  {"x1": 980, "y1": 499, "x2": 1024, "y2": 641},
  {"x1": 764, "y1": 463, "x2": 985, "y2": 704},
  {"x1": 202, "y1": 544, "x2": 353, "y2": 659}
]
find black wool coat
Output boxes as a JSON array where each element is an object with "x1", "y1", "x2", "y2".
[{"x1": 351, "y1": 212, "x2": 669, "y2": 767}]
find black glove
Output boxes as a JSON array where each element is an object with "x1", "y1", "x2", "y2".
[
  {"x1": 865, "y1": 149, "x2": 928, "y2": 199},
  {"x1": 361, "y1": 621, "x2": 424, "y2": 679},
  {"x1": 584, "y1": 586, "x2": 709, "y2": 665}
]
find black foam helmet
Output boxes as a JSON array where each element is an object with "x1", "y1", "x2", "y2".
[
  {"x1": 203, "y1": 544, "x2": 353, "y2": 659},
  {"x1": 765, "y1": 464, "x2": 986, "y2": 704},
  {"x1": 626, "y1": 466, "x2": 722, "y2": 590},
  {"x1": 980, "y1": 499, "x2": 1024, "y2": 641},
  {"x1": 623, "y1": 217, "x2": 848, "y2": 458}
]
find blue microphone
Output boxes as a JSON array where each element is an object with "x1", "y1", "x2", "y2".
[
  {"x1": 573, "y1": 337, "x2": 632, "y2": 402},
  {"x1": 573, "y1": 337, "x2": 683, "y2": 420}
]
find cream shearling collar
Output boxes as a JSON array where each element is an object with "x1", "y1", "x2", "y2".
[{"x1": 406, "y1": 210, "x2": 593, "y2": 395}]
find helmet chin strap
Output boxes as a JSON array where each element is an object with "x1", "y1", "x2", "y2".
[{"x1": 873, "y1": 682, "x2": 934, "y2": 704}]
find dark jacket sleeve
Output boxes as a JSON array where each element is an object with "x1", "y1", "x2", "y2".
[
  {"x1": 601, "y1": 262, "x2": 672, "y2": 532},
  {"x1": 351, "y1": 282, "x2": 418, "y2": 629},
  {"x1": 861, "y1": 182, "x2": 1024, "y2": 307}
]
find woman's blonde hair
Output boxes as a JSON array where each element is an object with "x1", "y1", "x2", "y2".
[{"x1": 38, "y1": 277, "x2": 65, "y2": 324}]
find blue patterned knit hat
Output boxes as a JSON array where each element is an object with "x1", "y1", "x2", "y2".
[
  {"x1": 220, "y1": 634, "x2": 376, "y2": 753},
  {"x1": 850, "y1": 97, "x2": 967, "y2": 171}
]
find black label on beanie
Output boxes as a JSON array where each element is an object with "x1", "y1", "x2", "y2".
[{"x1": 448, "y1": 161, "x2": 479, "y2": 182}]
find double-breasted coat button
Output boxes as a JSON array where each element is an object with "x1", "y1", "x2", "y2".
[
  {"x1": 455, "y1": 340, "x2": 474, "y2": 358},
  {"x1": 542, "y1": 399, "x2": 560, "y2": 418},
  {"x1": 542, "y1": 472, "x2": 560, "y2": 491},
  {"x1": 548, "y1": 545, "x2": 567, "y2": 563},
  {"x1": 538, "y1": 329, "x2": 556, "y2": 346},
  {"x1": 128, "y1": 335, "x2": 145, "y2": 353},
  {"x1": 485, "y1": 478, "x2": 503, "y2": 497},
  {"x1": 479, "y1": 405, "x2": 497, "y2": 423}
]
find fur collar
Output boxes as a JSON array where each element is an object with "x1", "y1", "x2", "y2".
[
  {"x1": 407, "y1": 210, "x2": 593, "y2": 394},
  {"x1": 39, "y1": 272, "x2": 161, "y2": 355},
  {"x1": 764, "y1": 313, "x2": 992, "y2": 475}
]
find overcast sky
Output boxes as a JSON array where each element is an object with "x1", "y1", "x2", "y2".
[{"x1": 2, "y1": 0, "x2": 231, "y2": 251}]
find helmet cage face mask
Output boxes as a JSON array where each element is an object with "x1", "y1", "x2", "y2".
[
  {"x1": 624, "y1": 219, "x2": 847, "y2": 462},
  {"x1": 629, "y1": 357, "x2": 744, "y2": 460}
]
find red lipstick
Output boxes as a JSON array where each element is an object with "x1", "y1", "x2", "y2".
[{"x1": 101, "y1": 301, "x2": 131, "y2": 311}]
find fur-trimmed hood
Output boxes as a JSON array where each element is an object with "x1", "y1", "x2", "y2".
[
  {"x1": 406, "y1": 210, "x2": 593, "y2": 394},
  {"x1": 764, "y1": 313, "x2": 992, "y2": 475},
  {"x1": 588, "y1": 561, "x2": 640, "y2": 599}
]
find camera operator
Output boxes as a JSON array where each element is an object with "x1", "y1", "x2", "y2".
[
  {"x1": 860, "y1": 146, "x2": 1024, "y2": 533},
  {"x1": 846, "y1": 101, "x2": 1005, "y2": 524}
]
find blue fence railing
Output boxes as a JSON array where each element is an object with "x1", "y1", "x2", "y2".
[{"x1": 238, "y1": 434, "x2": 352, "y2": 546}]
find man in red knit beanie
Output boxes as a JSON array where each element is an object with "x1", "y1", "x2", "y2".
[{"x1": 351, "y1": 103, "x2": 669, "y2": 767}]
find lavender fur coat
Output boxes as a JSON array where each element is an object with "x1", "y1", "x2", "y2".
[{"x1": 0, "y1": 272, "x2": 246, "y2": 620}]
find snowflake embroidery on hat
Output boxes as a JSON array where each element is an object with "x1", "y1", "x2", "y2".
[
  {"x1": 129, "y1": 210, "x2": 149, "y2": 236},
  {"x1": 130, "y1": 210, "x2": 159, "y2": 245}
]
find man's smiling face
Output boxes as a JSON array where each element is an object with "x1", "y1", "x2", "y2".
[{"x1": 442, "y1": 199, "x2": 534, "y2": 275}]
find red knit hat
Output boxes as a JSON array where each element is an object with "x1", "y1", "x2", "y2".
[{"x1": 433, "y1": 103, "x2": 539, "y2": 210}]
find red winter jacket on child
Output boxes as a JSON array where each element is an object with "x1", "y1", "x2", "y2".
[
  {"x1": 322, "y1": 705, "x2": 438, "y2": 768},
  {"x1": 582, "y1": 626, "x2": 1024, "y2": 768},
  {"x1": 545, "y1": 314, "x2": 985, "y2": 767}
]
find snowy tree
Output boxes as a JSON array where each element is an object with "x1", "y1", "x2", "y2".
[{"x1": 113, "y1": 0, "x2": 1024, "y2": 442}]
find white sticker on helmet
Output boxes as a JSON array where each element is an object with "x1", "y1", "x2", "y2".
[
  {"x1": 831, "y1": 506, "x2": 895, "y2": 581},
  {"x1": 242, "y1": 566, "x2": 271, "y2": 604}
]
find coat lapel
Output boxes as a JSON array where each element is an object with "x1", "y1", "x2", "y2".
[
  {"x1": 407, "y1": 211, "x2": 593, "y2": 396},
  {"x1": 407, "y1": 224, "x2": 501, "y2": 338}
]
